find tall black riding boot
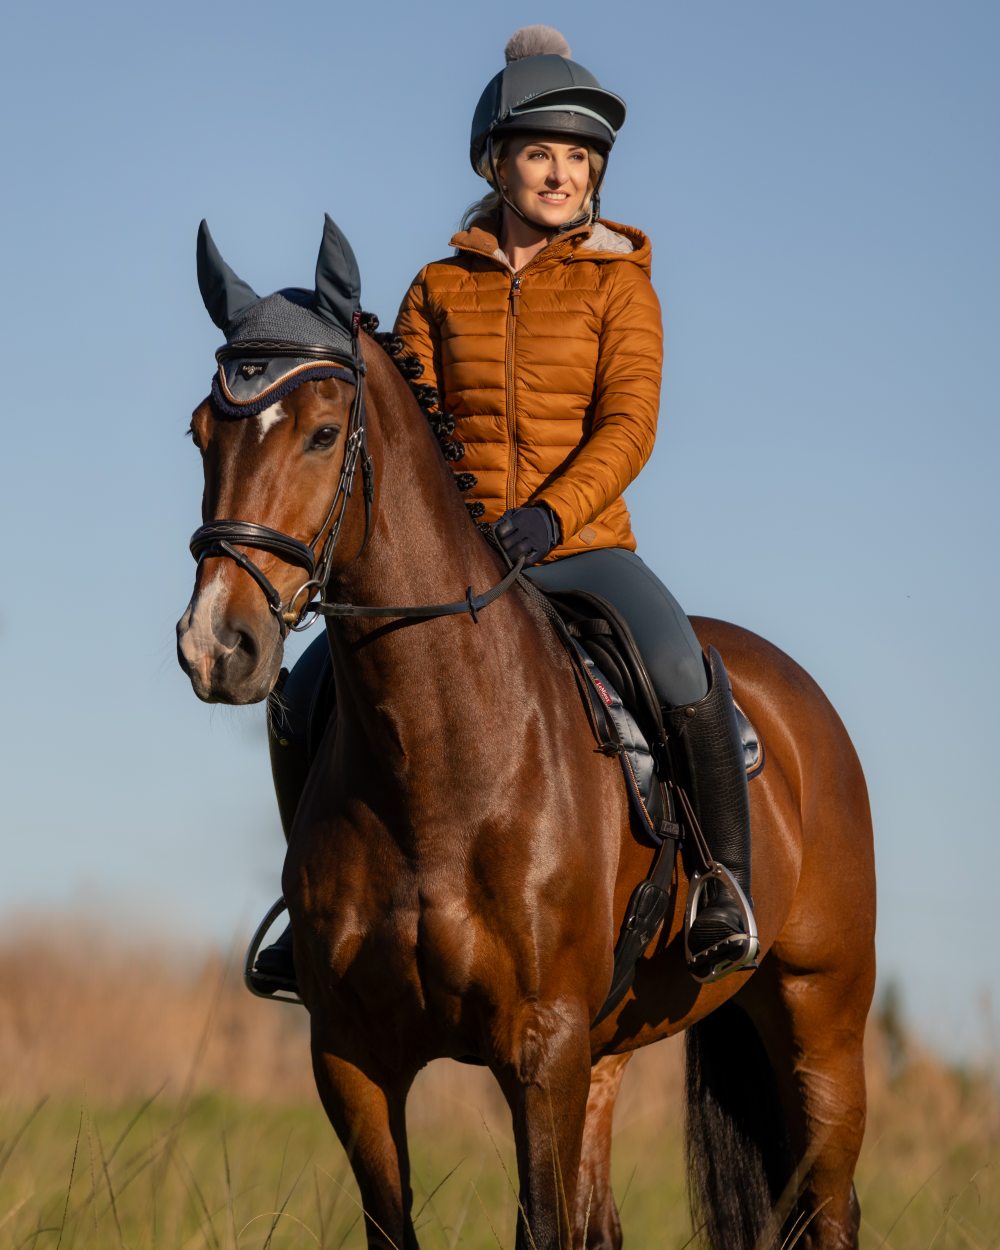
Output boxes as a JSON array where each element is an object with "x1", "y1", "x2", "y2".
[
  {"x1": 249, "y1": 649, "x2": 335, "y2": 996},
  {"x1": 664, "y1": 646, "x2": 759, "y2": 982}
]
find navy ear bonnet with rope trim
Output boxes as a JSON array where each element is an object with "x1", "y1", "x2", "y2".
[{"x1": 197, "y1": 216, "x2": 363, "y2": 418}]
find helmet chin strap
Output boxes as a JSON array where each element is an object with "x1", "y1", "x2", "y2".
[{"x1": 487, "y1": 136, "x2": 608, "y2": 238}]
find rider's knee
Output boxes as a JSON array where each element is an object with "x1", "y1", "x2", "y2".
[{"x1": 662, "y1": 646, "x2": 709, "y2": 708}]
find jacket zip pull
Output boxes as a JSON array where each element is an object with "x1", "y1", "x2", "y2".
[{"x1": 510, "y1": 276, "x2": 521, "y2": 317}]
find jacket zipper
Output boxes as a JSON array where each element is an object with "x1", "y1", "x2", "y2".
[
  {"x1": 449, "y1": 239, "x2": 575, "y2": 511},
  {"x1": 505, "y1": 275, "x2": 521, "y2": 508},
  {"x1": 447, "y1": 227, "x2": 635, "y2": 517}
]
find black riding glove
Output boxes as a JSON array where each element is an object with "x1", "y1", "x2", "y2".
[{"x1": 493, "y1": 505, "x2": 561, "y2": 566}]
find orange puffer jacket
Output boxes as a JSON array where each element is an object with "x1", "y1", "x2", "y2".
[{"x1": 394, "y1": 218, "x2": 663, "y2": 560}]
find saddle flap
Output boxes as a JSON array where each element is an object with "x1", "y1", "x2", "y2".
[
  {"x1": 542, "y1": 588, "x2": 665, "y2": 747},
  {"x1": 571, "y1": 639, "x2": 668, "y2": 844}
]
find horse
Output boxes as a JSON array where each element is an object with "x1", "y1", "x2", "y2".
[{"x1": 176, "y1": 218, "x2": 876, "y2": 1250}]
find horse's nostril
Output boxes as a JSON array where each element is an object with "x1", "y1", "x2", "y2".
[
  {"x1": 213, "y1": 620, "x2": 261, "y2": 664},
  {"x1": 212, "y1": 620, "x2": 243, "y2": 652},
  {"x1": 236, "y1": 628, "x2": 260, "y2": 663}
]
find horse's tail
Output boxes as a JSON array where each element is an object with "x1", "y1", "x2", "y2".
[{"x1": 685, "y1": 1001, "x2": 795, "y2": 1250}]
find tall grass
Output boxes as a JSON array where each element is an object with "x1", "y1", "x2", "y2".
[{"x1": 0, "y1": 919, "x2": 996, "y2": 1248}]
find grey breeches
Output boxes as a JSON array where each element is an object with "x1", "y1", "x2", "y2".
[{"x1": 524, "y1": 548, "x2": 708, "y2": 707}]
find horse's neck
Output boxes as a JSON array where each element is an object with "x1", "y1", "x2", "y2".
[
  {"x1": 325, "y1": 355, "x2": 554, "y2": 757},
  {"x1": 327, "y1": 353, "x2": 506, "y2": 640}
]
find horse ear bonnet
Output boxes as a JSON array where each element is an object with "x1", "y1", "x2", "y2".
[
  {"x1": 197, "y1": 221, "x2": 260, "y2": 331},
  {"x1": 197, "y1": 216, "x2": 362, "y2": 418},
  {"x1": 314, "y1": 214, "x2": 362, "y2": 334}
]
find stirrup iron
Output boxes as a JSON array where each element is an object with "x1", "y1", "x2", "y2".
[
  {"x1": 684, "y1": 865, "x2": 759, "y2": 983},
  {"x1": 244, "y1": 897, "x2": 304, "y2": 1005}
]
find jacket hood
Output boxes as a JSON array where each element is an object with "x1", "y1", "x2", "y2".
[{"x1": 449, "y1": 218, "x2": 652, "y2": 276}]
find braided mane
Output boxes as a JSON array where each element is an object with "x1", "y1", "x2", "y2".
[{"x1": 360, "y1": 312, "x2": 485, "y2": 522}]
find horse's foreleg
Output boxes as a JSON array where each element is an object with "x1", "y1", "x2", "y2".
[
  {"x1": 495, "y1": 1000, "x2": 593, "y2": 1250},
  {"x1": 575, "y1": 1053, "x2": 633, "y2": 1250},
  {"x1": 311, "y1": 1039, "x2": 418, "y2": 1250}
]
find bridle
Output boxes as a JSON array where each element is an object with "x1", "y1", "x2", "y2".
[
  {"x1": 189, "y1": 337, "x2": 374, "y2": 637},
  {"x1": 188, "y1": 334, "x2": 523, "y2": 636}
]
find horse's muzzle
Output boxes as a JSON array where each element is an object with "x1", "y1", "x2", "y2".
[{"x1": 176, "y1": 585, "x2": 283, "y2": 704}]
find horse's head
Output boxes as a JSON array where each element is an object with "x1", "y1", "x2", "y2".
[{"x1": 177, "y1": 217, "x2": 371, "y2": 704}]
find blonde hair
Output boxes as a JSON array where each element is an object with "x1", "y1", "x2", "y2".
[{"x1": 461, "y1": 138, "x2": 605, "y2": 231}]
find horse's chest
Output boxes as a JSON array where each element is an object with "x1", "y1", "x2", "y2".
[{"x1": 323, "y1": 884, "x2": 495, "y2": 1020}]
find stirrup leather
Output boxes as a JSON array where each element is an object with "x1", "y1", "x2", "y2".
[
  {"x1": 684, "y1": 865, "x2": 760, "y2": 983},
  {"x1": 244, "y1": 897, "x2": 304, "y2": 1005}
]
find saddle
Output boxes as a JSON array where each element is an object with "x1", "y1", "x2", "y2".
[
  {"x1": 531, "y1": 587, "x2": 762, "y2": 837},
  {"x1": 544, "y1": 588, "x2": 672, "y2": 842}
]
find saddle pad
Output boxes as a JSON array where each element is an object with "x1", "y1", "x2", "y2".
[
  {"x1": 735, "y1": 701, "x2": 764, "y2": 779},
  {"x1": 575, "y1": 643, "x2": 764, "y2": 845},
  {"x1": 573, "y1": 642, "x2": 664, "y2": 843}
]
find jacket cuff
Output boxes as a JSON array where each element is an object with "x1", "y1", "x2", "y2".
[{"x1": 534, "y1": 489, "x2": 578, "y2": 544}]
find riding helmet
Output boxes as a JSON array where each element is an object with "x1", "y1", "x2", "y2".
[{"x1": 469, "y1": 26, "x2": 626, "y2": 175}]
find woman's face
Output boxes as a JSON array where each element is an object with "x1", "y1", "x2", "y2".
[{"x1": 500, "y1": 137, "x2": 592, "y2": 230}]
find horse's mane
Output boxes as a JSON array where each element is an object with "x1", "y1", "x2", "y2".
[{"x1": 359, "y1": 311, "x2": 485, "y2": 524}]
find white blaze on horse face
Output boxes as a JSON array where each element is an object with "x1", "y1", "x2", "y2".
[
  {"x1": 178, "y1": 570, "x2": 236, "y2": 684},
  {"x1": 257, "y1": 401, "x2": 287, "y2": 442}
]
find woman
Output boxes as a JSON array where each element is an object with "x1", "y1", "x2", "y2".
[{"x1": 256, "y1": 27, "x2": 756, "y2": 990}]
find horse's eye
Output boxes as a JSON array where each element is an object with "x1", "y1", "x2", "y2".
[{"x1": 308, "y1": 425, "x2": 340, "y2": 451}]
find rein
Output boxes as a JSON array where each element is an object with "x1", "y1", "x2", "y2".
[
  {"x1": 312, "y1": 555, "x2": 525, "y2": 623},
  {"x1": 189, "y1": 337, "x2": 523, "y2": 632}
]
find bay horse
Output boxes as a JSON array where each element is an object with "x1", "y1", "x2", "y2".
[{"x1": 176, "y1": 218, "x2": 876, "y2": 1250}]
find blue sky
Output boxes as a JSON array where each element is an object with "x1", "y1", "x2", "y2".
[{"x1": 1, "y1": 0, "x2": 997, "y2": 1059}]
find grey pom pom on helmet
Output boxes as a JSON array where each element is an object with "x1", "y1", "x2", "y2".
[
  {"x1": 504, "y1": 25, "x2": 571, "y2": 62},
  {"x1": 469, "y1": 27, "x2": 626, "y2": 174}
]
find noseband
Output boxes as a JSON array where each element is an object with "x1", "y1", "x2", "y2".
[
  {"x1": 188, "y1": 337, "x2": 522, "y2": 635},
  {"x1": 189, "y1": 339, "x2": 374, "y2": 637}
]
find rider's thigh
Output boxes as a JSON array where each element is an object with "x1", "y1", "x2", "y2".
[{"x1": 525, "y1": 548, "x2": 707, "y2": 707}]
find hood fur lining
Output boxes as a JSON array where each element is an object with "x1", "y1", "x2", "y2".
[
  {"x1": 581, "y1": 221, "x2": 634, "y2": 254},
  {"x1": 490, "y1": 221, "x2": 634, "y2": 269}
]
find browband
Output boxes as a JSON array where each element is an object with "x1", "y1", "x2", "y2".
[{"x1": 210, "y1": 361, "x2": 359, "y2": 419}]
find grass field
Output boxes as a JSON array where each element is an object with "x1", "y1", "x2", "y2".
[{"x1": 0, "y1": 920, "x2": 997, "y2": 1248}]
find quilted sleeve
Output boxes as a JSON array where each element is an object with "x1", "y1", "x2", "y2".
[
  {"x1": 534, "y1": 262, "x2": 663, "y2": 540},
  {"x1": 393, "y1": 268, "x2": 445, "y2": 396}
]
